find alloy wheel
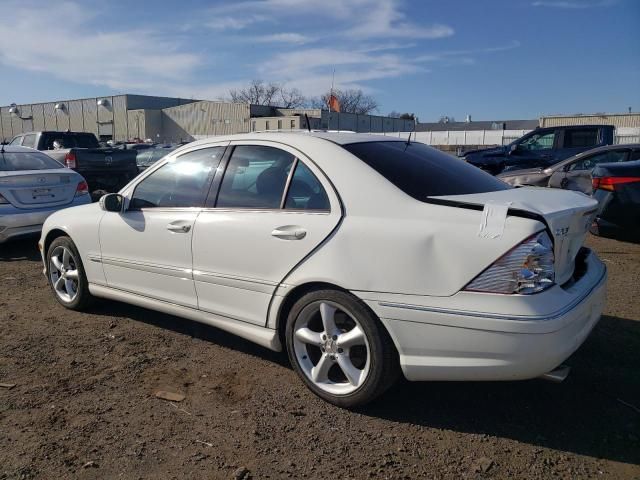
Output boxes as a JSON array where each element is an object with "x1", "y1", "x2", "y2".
[
  {"x1": 292, "y1": 301, "x2": 371, "y2": 395},
  {"x1": 49, "y1": 246, "x2": 80, "y2": 303}
]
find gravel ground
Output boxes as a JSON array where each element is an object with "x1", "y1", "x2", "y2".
[{"x1": 0, "y1": 234, "x2": 639, "y2": 479}]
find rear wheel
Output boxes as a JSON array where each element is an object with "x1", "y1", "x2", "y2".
[
  {"x1": 47, "y1": 236, "x2": 93, "y2": 310},
  {"x1": 285, "y1": 289, "x2": 399, "y2": 408}
]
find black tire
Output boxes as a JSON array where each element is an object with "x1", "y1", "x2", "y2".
[
  {"x1": 46, "y1": 236, "x2": 94, "y2": 311},
  {"x1": 285, "y1": 289, "x2": 400, "y2": 408}
]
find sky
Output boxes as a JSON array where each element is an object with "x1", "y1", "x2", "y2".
[{"x1": 0, "y1": 0, "x2": 638, "y2": 121}]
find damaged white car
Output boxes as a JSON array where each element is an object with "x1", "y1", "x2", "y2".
[{"x1": 39, "y1": 132, "x2": 607, "y2": 407}]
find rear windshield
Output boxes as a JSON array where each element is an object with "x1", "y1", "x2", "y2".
[
  {"x1": 343, "y1": 141, "x2": 510, "y2": 200},
  {"x1": 0, "y1": 151, "x2": 64, "y2": 171}
]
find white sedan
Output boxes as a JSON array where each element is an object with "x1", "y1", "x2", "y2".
[
  {"x1": 1, "y1": 145, "x2": 90, "y2": 243},
  {"x1": 39, "y1": 132, "x2": 607, "y2": 407}
]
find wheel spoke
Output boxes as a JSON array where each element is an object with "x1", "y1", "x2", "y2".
[
  {"x1": 295, "y1": 327, "x2": 322, "y2": 346},
  {"x1": 319, "y1": 302, "x2": 337, "y2": 335},
  {"x1": 62, "y1": 248, "x2": 71, "y2": 268},
  {"x1": 54, "y1": 276, "x2": 65, "y2": 291},
  {"x1": 64, "y1": 269, "x2": 79, "y2": 280},
  {"x1": 51, "y1": 256, "x2": 63, "y2": 273},
  {"x1": 337, "y1": 326, "x2": 366, "y2": 348},
  {"x1": 337, "y1": 355, "x2": 364, "y2": 387},
  {"x1": 311, "y1": 354, "x2": 332, "y2": 383},
  {"x1": 65, "y1": 279, "x2": 76, "y2": 296}
]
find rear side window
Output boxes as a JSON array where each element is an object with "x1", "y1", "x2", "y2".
[
  {"x1": 284, "y1": 161, "x2": 330, "y2": 211},
  {"x1": 564, "y1": 129, "x2": 599, "y2": 148},
  {"x1": 343, "y1": 142, "x2": 510, "y2": 200},
  {"x1": 631, "y1": 150, "x2": 640, "y2": 161},
  {"x1": 568, "y1": 150, "x2": 629, "y2": 171}
]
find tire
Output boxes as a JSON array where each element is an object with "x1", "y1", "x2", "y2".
[
  {"x1": 285, "y1": 289, "x2": 399, "y2": 408},
  {"x1": 46, "y1": 236, "x2": 93, "y2": 310}
]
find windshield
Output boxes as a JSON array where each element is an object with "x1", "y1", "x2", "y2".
[
  {"x1": 0, "y1": 151, "x2": 64, "y2": 171},
  {"x1": 343, "y1": 141, "x2": 511, "y2": 200}
]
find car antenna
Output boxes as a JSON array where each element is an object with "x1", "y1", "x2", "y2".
[
  {"x1": 304, "y1": 113, "x2": 311, "y2": 132},
  {"x1": 405, "y1": 117, "x2": 416, "y2": 149}
]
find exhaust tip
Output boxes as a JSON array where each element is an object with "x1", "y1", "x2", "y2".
[{"x1": 539, "y1": 364, "x2": 571, "y2": 383}]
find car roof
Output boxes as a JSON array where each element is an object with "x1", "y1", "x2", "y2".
[{"x1": 183, "y1": 131, "x2": 407, "y2": 150}]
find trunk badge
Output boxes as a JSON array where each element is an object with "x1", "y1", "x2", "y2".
[{"x1": 105, "y1": 156, "x2": 113, "y2": 165}]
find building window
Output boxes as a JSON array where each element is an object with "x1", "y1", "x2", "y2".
[
  {"x1": 224, "y1": 119, "x2": 231, "y2": 124},
  {"x1": 291, "y1": 120, "x2": 296, "y2": 129},
  {"x1": 265, "y1": 121, "x2": 271, "y2": 130},
  {"x1": 252, "y1": 121, "x2": 256, "y2": 131},
  {"x1": 278, "y1": 120, "x2": 283, "y2": 130}
]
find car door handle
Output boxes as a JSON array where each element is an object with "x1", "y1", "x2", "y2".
[
  {"x1": 167, "y1": 222, "x2": 191, "y2": 233},
  {"x1": 271, "y1": 226, "x2": 307, "y2": 240}
]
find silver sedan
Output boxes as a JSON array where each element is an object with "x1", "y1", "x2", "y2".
[{"x1": 0, "y1": 145, "x2": 91, "y2": 243}]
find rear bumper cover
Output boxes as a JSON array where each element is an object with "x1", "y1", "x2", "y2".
[
  {"x1": 355, "y1": 249, "x2": 607, "y2": 381},
  {"x1": 0, "y1": 196, "x2": 90, "y2": 243}
]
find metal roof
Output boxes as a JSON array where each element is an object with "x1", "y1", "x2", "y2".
[{"x1": 416, "y1": 119, "x2": 539, "y2": 132}]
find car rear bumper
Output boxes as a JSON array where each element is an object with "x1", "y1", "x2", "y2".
[
  {"x1": 355, "y1": 249, "x2": 607, "y2": 381},
  {"x1": 0, "y1": 196, "x2": 90, "y2": 243}
]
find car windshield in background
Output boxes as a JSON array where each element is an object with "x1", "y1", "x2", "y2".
[
  {"x1": 137, "y1": 148, "x2": 177, "y2": 166},
  {"x1": 0, "y1": 151, "x2": 64, "y2": 171},
  {"x1": 343, "y1": 141, "x2": 511, "y2": 200}
]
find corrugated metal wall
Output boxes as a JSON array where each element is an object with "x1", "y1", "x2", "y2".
[
  {"x1": 112, "y1": 96, "x2": 128, "y2": 141},
  {"x1": 540, "y1": 113, "x2": 640, "y2": 128},
  {"x1": 82, "y1": 99, "x2": 98, "y2": 137},
  {"x1": 161, "y1": 101, "x2": 251, "y2": 142},
  {"x1": 1, "y1": 107, "x2": 14, "y2": 140},
  {"x1": 32, "y1": 104, "x2": 45, "y2": 132},
  {"x1": 68, "y1": 100, "x2": 84, "y2": 131}
]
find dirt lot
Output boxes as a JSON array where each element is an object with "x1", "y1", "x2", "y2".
[{"x1": 1, "y1": 235, "x2": 639, "y2": 480}]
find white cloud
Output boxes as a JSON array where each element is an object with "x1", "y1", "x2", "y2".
[
  {"x1": 0, "y1": 1, "x2": 200, "y2": 92},
  {"x1": 532, "y1": 0, "x2": 617, "y2": 8},
  {"x1": 206, "y1": 14, "x2": 270, "y2": 31},
  {"x1": 255, "y1": 33, "x2": 312, "y2": 44}
]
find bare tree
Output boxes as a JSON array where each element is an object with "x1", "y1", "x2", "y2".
[
  {"x1": 311, "y1": 88, "x2": 379, "y2": 115},
  {"x1": 389, "y1": 111, "x2": 416, "y2": 120},
  {"x1": 229, "y1": 80, "x2": 306, "y2": 108}
]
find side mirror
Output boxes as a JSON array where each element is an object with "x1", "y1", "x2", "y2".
[
  {"x1": 509, "y1": 144, "x2": 518, "y2": 154},
  {"x1": 99, "y1": 193, "x2": 124, "y2": 212}
]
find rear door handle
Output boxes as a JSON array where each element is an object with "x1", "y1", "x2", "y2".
[
  {"x1": 167, "y1": 221, "x2": 192, "y2": 233},
  {"x1": 272, "y1": 225, "x2": 307, "y2": 240}
]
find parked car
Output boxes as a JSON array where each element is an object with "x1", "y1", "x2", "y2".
[
  {"x1": 498, "y1": 144, "x2": 640, "y2": 195},
  {"x1": 39, "y1": 133, "x2": 606, "y2": 407},
  {"x1": 136, "y1": 144, "x2": 179, "y2": 172},
  {"x1": 0, "y1": 145, "x2": 90, "y2": 243},
  {"x1": 9, "y1": 131, "x2": 138, "y2": 199},
  {"x1": 464, "y1": 125, "x2": 616, "y2": 175},
  {"x1": 590, "y1": 159, "x2": 640, "y2": 239}
]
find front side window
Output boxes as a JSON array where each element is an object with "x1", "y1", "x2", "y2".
[
  {"x1": 631, "y1": 150, "x2": 640, "y2": 161},
  {"x1": 21, "y1": 134, "x2": 37, "y2": 149},
  {"x1": 284, "y1": 161, "x2": 330, "y2": 211},
  {"x1": 9, "y1": 136, "x2": 22, "y2": 145},
  {"x1": 518, "y1": 131, "x2": 555, "y2": 151},
  {"x1": 564, "y1": 128, "x2": 599, "y2": 148},
  {"x1": 216, "y1": 145, "x2": 295, "y2": 209},
  {"x1": 0, "y1": 151, "x2": 63, "y2": 171},
  {"x1": 343, "y1": 141, "x2": 510, "y2": 201},
  {"x1": 568, "y1": 150, "x2": 628, "y2": 171},
  {"x1": 130, "y1": 147, "x2": 224, "y2": 209}
]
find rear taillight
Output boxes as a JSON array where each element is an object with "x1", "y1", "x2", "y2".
[
  {"x1": 464, "y1": 231, "x2": 555, "y2": 295},
  {"x1": 0, "y1": 193, "x2": 8, "y2": 204},
  {"x1": 75, "y1": 180, "x2": 89, "y2": 197},
  {"x1": 64, "y1": 152, "x2": 77, "y2": 169},
  {"x1": 592, "y1": 176, "x2": 640, "y2": 192}
]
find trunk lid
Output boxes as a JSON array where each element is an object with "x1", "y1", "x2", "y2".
[
  {"x1": 431, "y1": 187, "x2": 598, "y2": 285},
  {"x1": 0, "y1": 169, "x2": 79, "y2": 208}
]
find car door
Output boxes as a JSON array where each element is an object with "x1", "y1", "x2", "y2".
[
  {"x1": 507, "y1": 129, "x2": 558, "y2": 169},
  {"x1": 191, "y1": 141, "x2": 341, "y2": 326},
  {"x1": 99, "y1": 146, "x2": 226, "y2": 308},
  {"x1": 549, "y1": 149, "x2": 630, "y2": 195}
]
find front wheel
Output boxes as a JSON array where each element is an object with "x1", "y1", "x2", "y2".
[
  {"x1": 47, "y1": 236, "x2": 93, "y2": 310},
  {"x1": 285, "y1": 289, "x2": 399, "y2": 408}
]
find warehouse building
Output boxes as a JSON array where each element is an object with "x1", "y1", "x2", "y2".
[{"x1": 0, "y1": 94, "x2": 414, "y2": 143}]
